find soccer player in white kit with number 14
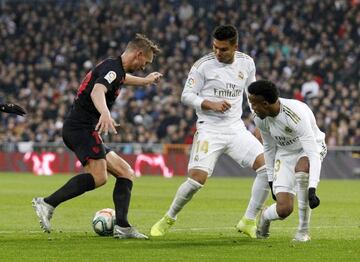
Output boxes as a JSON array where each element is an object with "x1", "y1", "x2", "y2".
[
  {"x1": 151, "y1": 25, "x2": 270, "y2": 238},
  {"x1": 248, "y1": 80, "x2": 327, "y2": 242}
]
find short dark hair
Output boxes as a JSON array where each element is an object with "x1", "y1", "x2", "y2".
[
  {"x1": 126, "y1": 33, "x2": 161, "y2": 55},
  {"x1": 248, "y1": 80, "x2": 279, "y2": 104},
  {"x1": 212, "y1": 25, "x2": 238, "y2": 45}
]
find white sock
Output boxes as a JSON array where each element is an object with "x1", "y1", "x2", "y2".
[
  {"x1": 244, "y1": 166, "x2": 269, "y2": 220},
  {"x1": 263, "y1": 203, "x2": 281, "y2": 221},
  {"x1": 166, "y1": 178, "x2": 203, "y2": 219},
  {"x1": 295, "y1": 172, "x2": 311, "y2": 233}
]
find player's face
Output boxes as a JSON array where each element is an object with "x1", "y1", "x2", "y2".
[
  {"x1": 130, "y1": 51, "x2": 153, "y2": 72},
  {"x1": 212, "y1": 39, "x2": 237, "y2": 64},
  {"x1": 248, "y1": 94, "x2": 270, "y2": 119}
]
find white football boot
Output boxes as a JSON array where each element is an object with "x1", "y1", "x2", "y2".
[
  {"x1": 113, "y1": 225, "x2": 149, "y2": 240},
  {"x1": 293, "y1": 231, "x2": 311, "y2": 242},
  {"x1": 256, "y1": 208, "x2": 270, "y2": 239},
  {"x1": 32, "y1": 197, "x2": 54, "y2": 233}
]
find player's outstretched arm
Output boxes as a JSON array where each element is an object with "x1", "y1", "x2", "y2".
[
  {"x1": 124, "y1": 72, "x2": 162, "y2": 86},
  {"x1": 0, "y1": 103, "x2": 26, "y2": 116}
]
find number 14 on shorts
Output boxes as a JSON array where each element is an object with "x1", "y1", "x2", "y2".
[{"x1": 195, "y1": 140, "x2": 209, "y2": 154}]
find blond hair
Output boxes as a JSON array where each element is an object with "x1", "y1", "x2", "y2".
[{"x1": 126, "y1": 34, "x2": 161, "y2": 55}]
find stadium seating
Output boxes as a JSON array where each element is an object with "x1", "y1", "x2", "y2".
[{"x1": 0, "y1": 0, "x2": 358, "y2": 147}]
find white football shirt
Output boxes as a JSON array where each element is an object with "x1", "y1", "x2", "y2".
[
  {"x1": 255, "y1": 98, "x2": 325, "y2": 188},
  {"x1": 181, "y1": 51, "x2": 256, "y2": 131}
]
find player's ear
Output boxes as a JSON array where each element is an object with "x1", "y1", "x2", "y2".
[{"x1": 136, "y1": 50, "x2": 143, "y2": 59}]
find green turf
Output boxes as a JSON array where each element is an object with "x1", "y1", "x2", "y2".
[{"x1": 0, "y1": 173, "x2": 359, "y2": 261}]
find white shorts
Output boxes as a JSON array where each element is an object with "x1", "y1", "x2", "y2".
[
  {"x1": 273, "y1": 141, "x2": 327, "y2": 195},
  {"x1": 188, "y1": 128, "x2": 264, "y2": 176}
]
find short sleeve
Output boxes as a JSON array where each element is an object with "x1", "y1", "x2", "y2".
[{"x1": 94, "y1": 60, "x2": 124, "y2": 92}]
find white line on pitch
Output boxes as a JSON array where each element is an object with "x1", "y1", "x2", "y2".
[
  {"x1": 172, "y1": 225, "x2": 360, "y2": 232},
  {"x1": 0, "y1": 225, "x2": 358, "y2": 234}
]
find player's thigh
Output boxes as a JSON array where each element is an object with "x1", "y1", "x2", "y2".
[
  {"x1": 272, "y1": 151, "x2": 298, "y2": 195},
  {"x1": 295, "y1": 156, "x2": 309, "y2": 173},
  {"x1": 105, "y1": 151, "x2": 134, "y2": 181},
  {"x1": 62, "y1": 123, "x2": 108, "y2": 166},
  {"x1": 295, "y1": 140, "x2": 327, "y2": 172},
  {"x1": 188, "y1": 130, "x2": 226, "y2": 176},
  {"x1": 226, "y1": 129, "x2": 264, "y2": 169}
]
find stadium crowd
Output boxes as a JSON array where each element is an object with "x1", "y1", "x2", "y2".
[{"x1": 0, "y1": 0, "x2": 359, "y2": 150}]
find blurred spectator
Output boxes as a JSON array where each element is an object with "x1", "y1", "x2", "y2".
[
  {"x1": 0, "y1": 0, "x2": 359, "y2": 148},
  {"x1": 301, "y1": 73, "x2": 320, "y2": 100}
]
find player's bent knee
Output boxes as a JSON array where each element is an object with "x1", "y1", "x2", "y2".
[
  {"x1": 111, "y1": 167, "x2": 134, "y2": 181},
  {"x1": 252, "y1": 153, "x2": 265, "y2": 171},
  {"x1": 85, "y1": 159, "x2": 108, "y2": 187},
  {"x1": 276, "y1": 204, "x2": 293, "y2": 219},
  {"x1": 122, "y1": 168, "x2": 135, "y2": 180},
  {"x1": 105, "y1": 152, "x2": 135, "y2": 181},
  {"x1": 189, "y1": 169, "x2": 208, "y2": 185},
  {"x1": 93, "y1": 173, "x2": 108, "y2": 188},
  {"x1": 295, "y1": 157, "x2": 309, "y2": 173}
]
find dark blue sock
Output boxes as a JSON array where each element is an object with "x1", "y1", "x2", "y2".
[
  {"x1": 44, "y1": 173, "x2": 95, "y2": 207},
  {"x1": 113, "y1": 177, "x2": 133, "y2": 227}
]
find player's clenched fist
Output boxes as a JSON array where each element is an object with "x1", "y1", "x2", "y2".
[
  {"x1": 201, "y1": 100, "x2": 232, "y2": 113},
  {"x1": 212, "y1": 100, "x2": 232, "y2": 113},
  {"x1": 308, "y1": 187, "x2": 320, "y2": 209},
  {"x1": 145, "y1": 72, "x2": 163, "y2": 84}
]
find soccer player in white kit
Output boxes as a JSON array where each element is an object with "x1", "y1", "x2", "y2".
[
  {"x1": 247, "y1": 80, "x2": 327, "y2": 242},
  {"x1": 151, "y1": 25, "x2": 270, "y2": 238}
]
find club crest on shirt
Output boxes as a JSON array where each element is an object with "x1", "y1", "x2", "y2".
[
  {"x1": 104, "y1": 71, "x2": 117, "y2": 84},
  {"x1": 238, "y1": 71, "x2": 244, "y2": 80},
  {"x1": 92, "y1": 146, "x2": 100, "y2": 153},
  {"x1": 186, "y1": 77, "x2": 195, "y2": 88},
  {"x1": 285, "y1": 126, "x2": 293, "y2": 133}
]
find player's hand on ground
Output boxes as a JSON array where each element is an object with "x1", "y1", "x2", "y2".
[
  {"x1": 0, "y1": 103, "x2": 26, "y2": 116},
  {"x1": 308, "y1": 187, "x2": 320, "y2": 209},
  {"x1": 95, "y1": 112, "x2": 118, "y2": 135},
  {"x1": 212, "y1": 100, "x2": 231, "y2": 113},
  {"x1": 145, "y1": 72, "x2": 163, "y2": 85}
]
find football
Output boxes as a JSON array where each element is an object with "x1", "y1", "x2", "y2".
[{"x1": 92, "y1": 208, "x2": 116, "y2": 236}]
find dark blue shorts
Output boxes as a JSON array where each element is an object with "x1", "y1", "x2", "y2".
[{"x1": 62, "y1": 120, "x2": 111, "y2": 166}]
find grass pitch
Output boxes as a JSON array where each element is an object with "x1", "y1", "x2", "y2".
[{"x1": 0, "y1": 173, "x2": 359, "y2": 261}]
